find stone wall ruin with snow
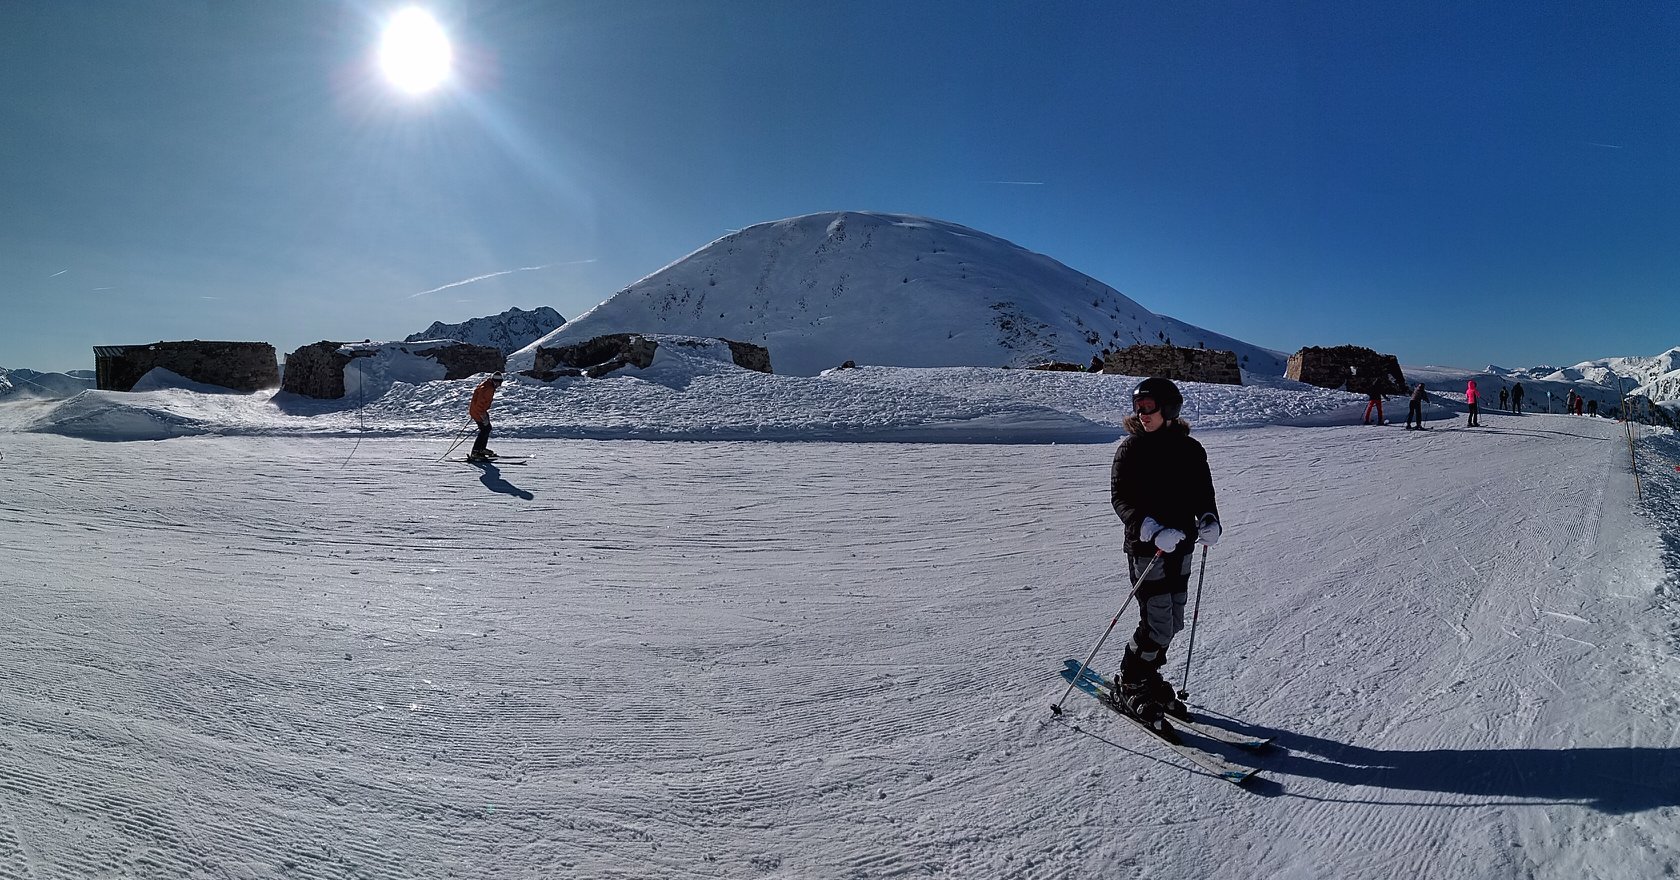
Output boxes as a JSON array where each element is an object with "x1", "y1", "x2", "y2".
[
  {"x1": 1287, "y1": 345, "x2": 1407, "y2": 395},
  {"x1": 529, "y1": 334, "x2": 772, "y2": 380},
  {"x1": 281, "y1": 340, "x2": 504, "y2": 399},
  {"x1": 94, "y1": 341, "x2": 279, "y2": 393}
]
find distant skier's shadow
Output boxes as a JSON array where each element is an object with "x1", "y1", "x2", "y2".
[
  {"x1": 470, "y1": 462, "x2": 534, "y2": 500},
  {"x1": 1207, "y1": 719, "x2": 1679, "y2": 813}
]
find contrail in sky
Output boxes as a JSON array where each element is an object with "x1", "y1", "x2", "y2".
[
  {"x1": 1588, "y1": 142, "x2": 1625, "y2": 149},
  {"x1": 405, "y1": 261, "x2": 594, "y2": 299},
  {"x1": 988, "y1": 180, "x2": 1045, "y2": 186},
  {"x1": 49, "y1": 269, "x2": 67, "y2": 278}
]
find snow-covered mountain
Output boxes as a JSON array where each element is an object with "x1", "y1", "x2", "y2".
[
  {"x1": 511, "y1": 212, "x2": 1288, "y2": 376},
  {"x1": 405, "y1": 306, "x2": 565, "y2": 355},
  {"x1": 1487, "y1": 347, "x2": 1680, "y2": 415},
  {"x1": 0, "y1": 367, "x2": 93, "y2": 400}
]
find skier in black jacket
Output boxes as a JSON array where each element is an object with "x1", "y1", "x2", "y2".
[{"x1": 1109, "y1": 377, "x2": 1221, "y2": 730}]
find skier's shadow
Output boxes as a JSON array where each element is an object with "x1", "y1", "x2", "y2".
[
  {"x1": 469, "y1": 462, "x2": 534, "y2": 500},
  {"x1": 1201, "y1": 718, "x2": 1680, "y2": 813}
]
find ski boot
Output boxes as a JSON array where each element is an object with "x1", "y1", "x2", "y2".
[
  {"x1": 1148, "y1": 674, "x2": 1191, "y2": 721},
  {"x1": 1111, "y1": 674, "x2": 1172, "y2": 735}
]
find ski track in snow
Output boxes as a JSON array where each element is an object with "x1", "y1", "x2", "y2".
[{"x1": 0, "y1": 413, "x2": 1677, "y2": 878}]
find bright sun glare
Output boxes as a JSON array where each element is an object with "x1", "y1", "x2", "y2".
[{"x1": 378, "y1": 7, "x2": 452, "y2": 95}]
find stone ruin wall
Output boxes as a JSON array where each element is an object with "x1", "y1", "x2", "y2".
[
  {"x1": 1286, "y1": 345, "x2": 1407, "y2": 394},
  {"x1": 1101, "y1": 344, "x2": 1243, "y2": 386},
  {"x1": 94, "y1": 341, "x2": 279, "y2": 393},
  {"x1": 280, "y1": 341, "x2": 505, "y2": 399},
  {"x1": 280, "y1": 342, "x2": 352, "y2": 399},
  {"x1": 531, "y1": 334, "x2": 772, "y2": 379},
  {"x1": 428, "y1": 344, "x2": 506, "y2": 380}
]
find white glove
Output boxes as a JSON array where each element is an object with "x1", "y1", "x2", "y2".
[
  {"x1": 1141, "y1": 517, "x2": 1185, "y2": 554},
  {"x1": 1197, "y1": 515, "x2": 1221, "y2": 547}
]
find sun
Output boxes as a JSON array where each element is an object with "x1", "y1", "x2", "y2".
[{"x1": 378, "y1": 7, "x2": 452, "y2": 95}]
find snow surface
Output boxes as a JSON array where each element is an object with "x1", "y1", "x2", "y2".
[{"x1": 2, "y1": 362, "x2": 1679, "y2": 878}]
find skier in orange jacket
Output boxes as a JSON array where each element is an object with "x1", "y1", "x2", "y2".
[{"x1": 467, "y1": 372, "x2": 503, "y2": 461}]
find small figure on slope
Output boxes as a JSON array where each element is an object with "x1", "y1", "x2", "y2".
[
  {"x1": 1465, "y1": 379, "x2": 1481, "y2": 427},
  {"x1": 1362, "y1": 383, "x2": 1388, "y2": 425},
  {"x1": 466, "y1": 372, "x2": 504, "y2": 462},
  {"x1": 1406, "y1": 382, "x2": 1428, "y2": 430},
  {"x1": 1109, "y1": 377, "x2": 1222, "y2": 731}
]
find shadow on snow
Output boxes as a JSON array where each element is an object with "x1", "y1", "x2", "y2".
[
  {"x1": 1218, "y1": 719, "x2": 1680, "y2": 813},
  {"x1": 469, "y1": 461, "x2": 533, "y2": 500}
]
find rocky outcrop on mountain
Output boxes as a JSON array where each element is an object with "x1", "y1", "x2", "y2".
[{"x1": 406, "y1": 306, "x2": 565, "y2": 355}]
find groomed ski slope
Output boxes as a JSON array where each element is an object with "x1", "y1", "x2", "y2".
[{"x1": 0, "y1": 413, "x2": 1676, "y2": 879}]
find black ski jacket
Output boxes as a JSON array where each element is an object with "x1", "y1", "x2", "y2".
[{"x1": 1110, "y1": 420, "x2": 1219, "y2": 558}]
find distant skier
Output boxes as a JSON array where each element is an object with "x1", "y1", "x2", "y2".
[
  {"x1": 1466, "y1": 379, "x2": 1480, "y2": 427},
  {"x1": 1109, "y1": 377, "x2": 1221, "y2": 731},
  {"x1": 1512, "y1": 382, "x2": 1525, "y2": 414},
  {"x1": 1499, "y1": 385, "x2": 1509, "y2": 412},
  {"x1": 1406, "y1": 382, "x2": 1427, "y2": 430},
  {"x1": 1362, "y1": 384, "x2": 1388, "y2": 425},
  {"x1": 467, "y1": 372, "x2": 504, "y2": 462}
]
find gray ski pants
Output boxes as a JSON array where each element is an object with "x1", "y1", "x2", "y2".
[{"x1": 1128, "y1": 552, "x2": 1193, "y2": 657}]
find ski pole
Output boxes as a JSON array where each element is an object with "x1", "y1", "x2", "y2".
[
  {"x1": 1176, "y1": 544, "x2": 1210, "y2": 701},
  {"x1": 1051, "y1": 549, "x2": 1164, "y2": 716},
  {"x1": 438, "y1": 419, "x2": 476, "y2": 461}
]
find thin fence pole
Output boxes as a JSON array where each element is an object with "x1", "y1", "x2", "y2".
[{"x1": 1626, "y1": 416, "x2": 1642, "y2": 502}]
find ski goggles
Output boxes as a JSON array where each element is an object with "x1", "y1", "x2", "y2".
[{"x1": 1133, "y1": 397, "x2": 1160, "y2": 416}]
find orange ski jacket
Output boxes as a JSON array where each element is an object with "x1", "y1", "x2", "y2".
[{"x1": 469, "y1": 379, "x2": 498, "y2": 422}]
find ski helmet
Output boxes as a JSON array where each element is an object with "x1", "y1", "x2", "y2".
[{"x1": 1132, "y1": 377, "x2": 1183, "y2": 421}]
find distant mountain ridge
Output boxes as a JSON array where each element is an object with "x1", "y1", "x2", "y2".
[
  {"x1": 511, "y1": 212, "x2": 1288, "y2": 376},
  {"x1": 0, "y1": 367, "x2": 92, "y2": 400},
  {"x1": 1490, "y1": 347, "x2": 1680, "y2": 411},
  {"x1": 406, "y1": 306, "x2": 565, "y2": 355}
]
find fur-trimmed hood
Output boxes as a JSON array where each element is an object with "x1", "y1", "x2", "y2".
[{"x1": 1122, "y1": 415, "x2": 1192, "y2": 436}]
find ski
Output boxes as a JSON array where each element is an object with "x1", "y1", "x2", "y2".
[
  {"x1": 1061, "y1": 659, "x2": 1273, "y2": 750},
  {"x1": 1058, "y1": 663, "x2": 1259, "y2": 785},
  {"x1": 453, "y1": 457, "x2": 529, "y2": 465}
]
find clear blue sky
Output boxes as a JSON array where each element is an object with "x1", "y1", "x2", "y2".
[{"x1": 3, "y1": 1, "x2": 1676, "y2": 374}]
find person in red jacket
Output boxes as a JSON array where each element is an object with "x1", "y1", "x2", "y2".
[
  {"x1": 467, "y1": 372, "x2": 504, "y2": 462},
  {"x1": 1465, "y1": 379, "x2": 1480, "y2": 427}
]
